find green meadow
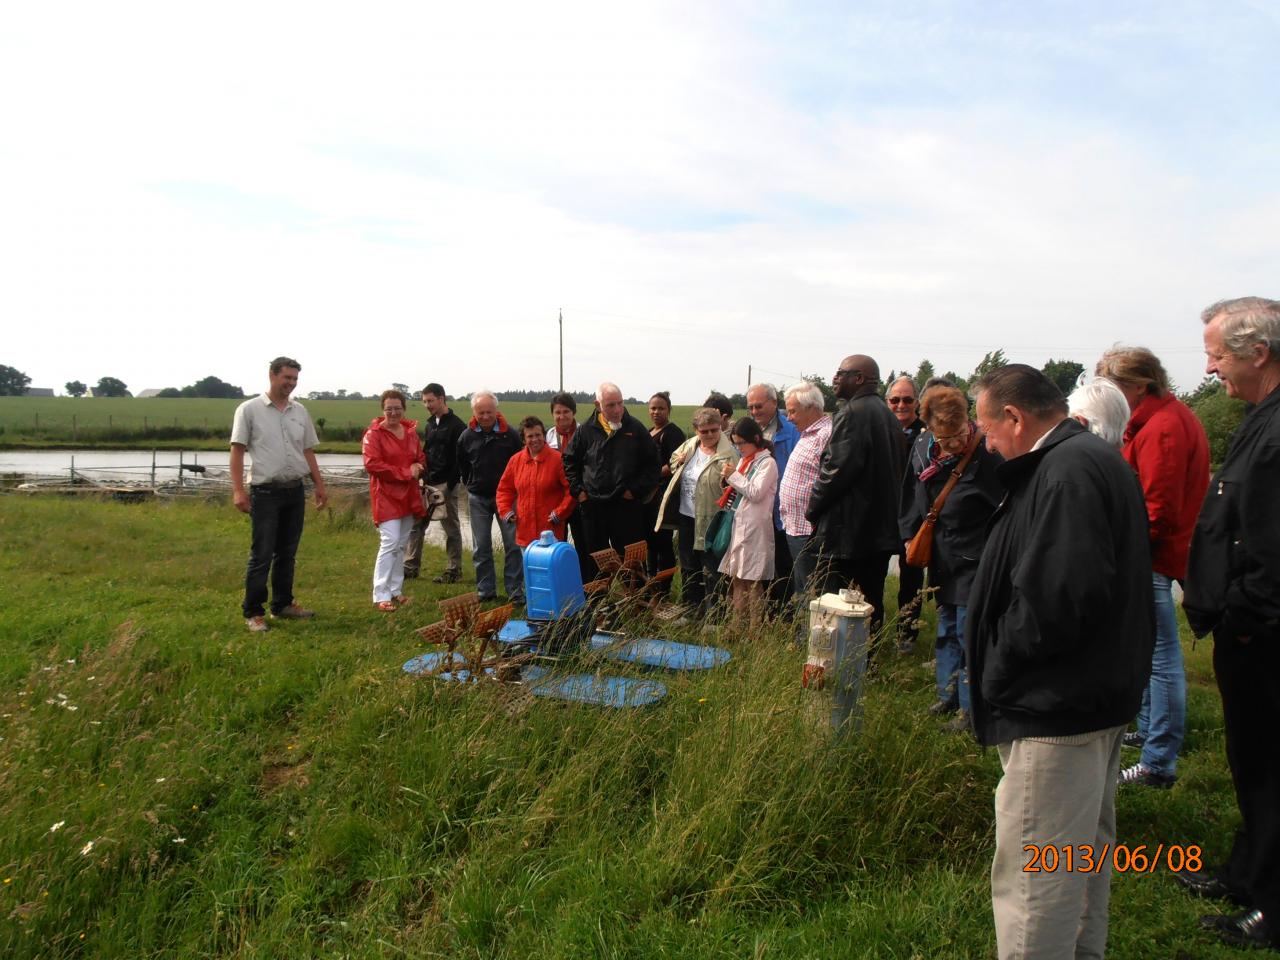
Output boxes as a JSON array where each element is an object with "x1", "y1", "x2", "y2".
[
  {"x1": 0, "y1": 398, "x2": 706, "y2": 452},
  {"x1": 0, "y1": 493, "x2": 1245, "y2": 958}
]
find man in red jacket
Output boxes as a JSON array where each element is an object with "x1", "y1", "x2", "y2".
[{"x1": 1096, "y1": 346, "x2": 1210, "y2": 788}]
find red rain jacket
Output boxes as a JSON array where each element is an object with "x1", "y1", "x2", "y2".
[
  {"x1": 362, "y1": 417, "x2": 427, "y2": 525},
  {"x1": 495, "y1": 445, "x2": 576, "y2": 547},
  {"x1": 1121, "y1": 393, "x2": 1210, "y2": 580}
]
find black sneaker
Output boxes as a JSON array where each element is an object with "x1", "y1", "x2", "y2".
[
  {"x1": 1118, "y1": 762, "x2": 1176, "y2": 789},
  {"x1": 433, "y1": 570, "x2": 461, "y2": 584},
  {"x1": 1122, "y1": 730, "x2": 1146, "y2": 749}
]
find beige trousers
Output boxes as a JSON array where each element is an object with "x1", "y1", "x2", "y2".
[{"x1": 992, "y1": 726, "x2": 1125, "y2": 960}]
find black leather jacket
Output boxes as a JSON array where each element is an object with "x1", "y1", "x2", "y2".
[{"x1": 805, "y1": 392, "x2": 903, "y2": 559}]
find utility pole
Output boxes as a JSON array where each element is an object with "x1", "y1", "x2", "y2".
[
  {"x1": 559, "y1": 308, "x2": 564, "y2": 391},
  {"x1": 747, "y1": 364, "x2": 752, "y2": 394}
]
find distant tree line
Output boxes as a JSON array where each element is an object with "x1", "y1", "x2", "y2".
[{"x1": 156, "y1": 375, "x2": 246, "y2": 399}]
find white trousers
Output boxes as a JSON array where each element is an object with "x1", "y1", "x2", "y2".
[
  {"x1": 992, "y1": 726, "x2": 1125, "y2": 960},
  {"x1": 372, "y1": 515, "x2": 414, "y2": 602}
]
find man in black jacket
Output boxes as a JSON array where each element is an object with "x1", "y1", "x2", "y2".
[
  {"x1": 886, "y1": 374, "x2": 928, "y2": 654},
  {"x1": 805, "y1": 355, "x2": 903, "y2": 653},
  {"x1": 966, "y1": 364, "x2": 1153, "y2": 959},
  {"x1": 562, "y1": 382, "x2": 661, "y2": 576},
  {"x1": 456, "y1": 391, "x2": 524, "y2": 602},
  {"x1": 404, "y1": 383, "x2": 466, "y2": 582},
  {"x1": 1181, "y1": 296, "x2": 1280, "y2": 951}
]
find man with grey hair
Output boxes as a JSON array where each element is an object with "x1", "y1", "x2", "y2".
[
  {"x1": 748, "y1": 381, "x2": 800, "y2": 612},
  {"x1": 779, "y1": 381, "x2": 832, "y2": 612},
  {"x1": 563, "y1": 382, "x2": 661, "y2": 574},
  {"x1": 456, "y1": 390, "x2": 523, "y2": 602},
  {"x1": 967, "y1": 363, "x2": 1153, "y2": 959},
  {"x1": 1183, "y1": 297, "x2": 1280, "y2": 950}
]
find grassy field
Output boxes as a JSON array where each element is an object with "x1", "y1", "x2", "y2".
[
  {"x1": 0, "y1": 493, "x2": 1245, "y2": 958},
  {"x1": 0, "y1": 398, "x2": 708, "y2": 452}
]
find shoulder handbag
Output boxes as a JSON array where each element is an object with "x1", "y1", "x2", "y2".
[
  {"x1": 904, "y1": 431, "x2": 982, "y2": 569},
  {"x1": 705, "y1": 458, "x2": 755, "y2": 560}
]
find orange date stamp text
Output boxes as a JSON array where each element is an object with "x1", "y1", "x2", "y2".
[{"x1": 1022, "y1": 844, "x2": 1202, "y2": 874}]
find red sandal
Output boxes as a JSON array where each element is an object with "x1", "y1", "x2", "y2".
[{"x1": 375, "y1": 600, "x2": 398, "y2": 612}]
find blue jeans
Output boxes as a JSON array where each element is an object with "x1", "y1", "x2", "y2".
[
  {"x1": 468, "y1": 493, "x2": 523, "y2": 601},
  {"x1": 936, "y1": 603, "x2": 970, "y2": 713},
  {"x1": 1135, "y1": 572, "x2": 1185, "y2": 777},
  {"x1": 243, "y1": 484, "x2": 306, "y2": 618}
]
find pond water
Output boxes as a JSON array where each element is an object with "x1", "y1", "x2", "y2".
[{"x1": 0, "y1": 450, "x2": 364, "y2": 482}]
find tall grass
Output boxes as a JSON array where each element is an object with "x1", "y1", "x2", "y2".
[{"x1": 0, "y1": 494, "x2": 1246, "y2": 958}]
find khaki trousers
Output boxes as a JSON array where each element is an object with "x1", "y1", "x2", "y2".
[{"x1": 992, "y1": 726, "x2": 1125, "y2": 960}]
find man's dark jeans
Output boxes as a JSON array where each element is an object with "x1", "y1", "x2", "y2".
[{"x1": 243, "y1": 485, "x2": 306, "y2": 618}]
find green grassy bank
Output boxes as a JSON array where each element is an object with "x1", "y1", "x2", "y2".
[{"x1": 0, "y1": 494, "x2": 1243, "y2": 958}]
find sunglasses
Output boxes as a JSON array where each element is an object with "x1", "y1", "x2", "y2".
[{"x1": 886, "y1": 397, "x2": 915, "y2": 406}]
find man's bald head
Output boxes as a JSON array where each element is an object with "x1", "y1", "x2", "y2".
[{"x1": 834, "y1": 354, "x2": 880, "y2": 399}]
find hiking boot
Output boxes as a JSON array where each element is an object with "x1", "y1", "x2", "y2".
[
  {"x1": 928, "y1": 697, "x2": 959, "y2": 716},
  {"x1": 433, "y1": 570, "x2": 461, "y2": 584},
  {"x1": 272, "y1": 604, "x2": 315, "y2": 620},
  {"x1": 943, "y1": 710, "x2": 971, "y2": 734},
  {"x1": 1118, "y1": 762, "x2": 1176, "y2": 789},
  {"x1": 1122, "y1": 730, "x2": 1146, "y2": 749},
  {"x1": 897, "y1": 637, "x2": 917, "y2": 655},
  {"x1": 245, "y1": 616, "x2": 269, "y2": 633}
]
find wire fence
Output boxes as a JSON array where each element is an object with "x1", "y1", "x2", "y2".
[{"x1": 3, "y1": 453, "x2": 369, "y2": 497}]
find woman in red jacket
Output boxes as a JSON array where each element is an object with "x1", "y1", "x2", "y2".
[
  {"x1": 496, "y1": 416, "x2": 575, "y2": 548},
  {"x1": 362, "y1": 389, "x2": 427, "y2": 611}
]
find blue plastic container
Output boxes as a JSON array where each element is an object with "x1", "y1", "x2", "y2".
[{"x1": 523, "y1": 530, "x2": 586, "y2": 621}]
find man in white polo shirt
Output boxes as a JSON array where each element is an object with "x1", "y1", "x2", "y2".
[{"x1": 230, "y1": 356, "x2": 328, "y2": 632}]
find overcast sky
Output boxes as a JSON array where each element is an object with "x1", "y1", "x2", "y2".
[{"x1": 3, "y1": 1, "x2": 1277, "y2": 403}]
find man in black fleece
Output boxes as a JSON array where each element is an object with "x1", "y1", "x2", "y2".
[
  {"x1": 966, "y1": 364, "x2": 1153, "y2": 959},
  {"x1": 562, "y1": 381, "x2": 660, "y2": 577},
  {"x1": 456, "y1": 390, "x2": 523, "y2": 603}
]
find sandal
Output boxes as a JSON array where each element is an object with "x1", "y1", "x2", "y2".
[
  {"x1": 394, "y1": 595, "x2": 412, "y2": 606},
  {"x1": 375, "y1": 600, "x2": 398, "y2": 612}
]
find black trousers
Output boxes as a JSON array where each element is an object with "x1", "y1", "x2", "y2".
[
  {"x1": 676, "y1": 512, "x2": 723, "y2": 616},
  {"x1": 896, "y1": 551, "x2": 926, "y2": 643},
  {"x1": 816, "y1": 551, "x2": 891, "y2": 664},
  {"x1": 766, "y1": 526, "x2": 795, "y2": 616},
  {"x1": 1214, "y1": 630, "x2": 1280, "y2": 936},
  {"x1": 243, "y1": 484, "x2": 306, "y2": 618},
  {"x1": 645, "y1": 498, "x2": 677, "y2": 591},
  {"x1": 581, "y1": 497, "x2": 648, "y2": 579}
]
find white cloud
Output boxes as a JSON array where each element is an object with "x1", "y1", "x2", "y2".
[{"x1": 1, "y1": 2, "x2": 1276, "y2": 400}]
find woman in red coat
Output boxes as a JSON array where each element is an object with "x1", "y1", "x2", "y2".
[
  {"x1": 362, "y1": 389, "x2": 426, "y2": 611},
  {"x1": 496, "y1": 416, "x2": 575, "y2": 548}
]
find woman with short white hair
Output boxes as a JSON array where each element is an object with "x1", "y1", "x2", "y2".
[{"x1": 1067, "y1": 377, "x2": 1130, "y2": 448}]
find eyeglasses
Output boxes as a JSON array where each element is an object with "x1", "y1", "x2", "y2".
[
  {"x1": 886, "y1": 397, "x2": 914, "y2": 406},
  {"x1": 746, "y1": 403, "x2": 767, "y2": 411},
  {"x1": 933, "y1": 430, "x2": 967, "y2": 443}
]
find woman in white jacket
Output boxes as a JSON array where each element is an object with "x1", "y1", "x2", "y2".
[{"x1": 717, "y1": 416, "x2": 778, "y2": 632}]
